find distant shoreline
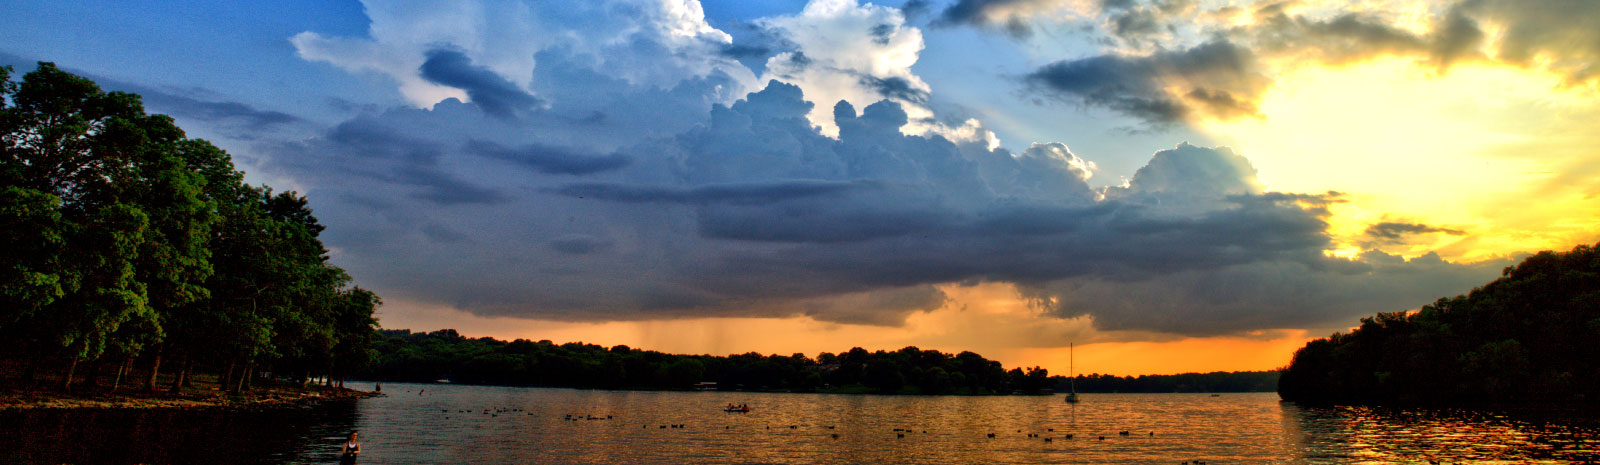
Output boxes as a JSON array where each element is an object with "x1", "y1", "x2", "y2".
[
  {"x1": 0, "y1": 385, "x2": 379, "y2": 410},
  {"x1": 356, "y1": 379, "x2": 1275, "y2": 396}
]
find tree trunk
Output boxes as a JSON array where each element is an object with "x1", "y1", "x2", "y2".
[
  {"x1": 62, "y1": 357, "x2": 78, "y2": 392},
  {"x1": 144, "y1": 349, "x2": 163, "y2": 392},
  {"x1": 170, "y1": 357, "x2": 189, "y2": 393},
  {"x1": 236, "y1": 361, "x2": 253, "y2": 392},
  {"x1": 111, "y1": 356, "x2": 130, "y2": 391},
  {"x1": 221, "y1": 362, "x2": 235, "y2": 391}
]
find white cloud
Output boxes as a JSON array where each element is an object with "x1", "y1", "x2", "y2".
[
  {"x1": 757, "y1": 0, "x2": 943, "y2": 137},
  {"x1": 292, "y1": 0, "x2": 756, "y2": 109}
]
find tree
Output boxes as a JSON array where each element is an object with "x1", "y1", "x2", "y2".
[{"x1": 1, "y1": 62, "x2": 380, "y2": 394}]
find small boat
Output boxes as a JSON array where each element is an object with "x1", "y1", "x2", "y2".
[
  {"x1": 723, "y1": 405, "x2": 750, "y2": 413},
  {"x1": 1064, "y1": 342, "x2": 1081, "y2": 403}
]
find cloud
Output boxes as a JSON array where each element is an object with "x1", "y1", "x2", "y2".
[
  {"x1": 1460, "y1": 0, "x2": 1600, "y2": 84},
  {"x1": 1364, "y1": 221, "x2": 1465, "y2": 244},
  {"x1": 755, "y1": 0, "x2": 945, "y2": 137},
  {"x1": 292, "y1": 0, "x2": 757, "y2": 112},
  {"x1": 1018, "y1": 251, "x2": 1509, "y2": 335},
  {"x1": 265, "y1": 3, "x2": 1504, "y2": 335},
  {"x1": 1024, "y1": 40, "x2": 1269, "y2": 125},
  {"x1": 1240, "y1": 9, "x2": 1429, "y2": 64},
  {"x1": 464, "y1": 139, "x2": 630, "y2": 175},
  {"x1": 937, "y1": 0, "x2": 1073, "y2": 37},
  {"x1": 419, "y1": 49, "x2": 543, "y2": 119}
]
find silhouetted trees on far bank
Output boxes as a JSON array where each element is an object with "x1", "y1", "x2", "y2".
[
  {"x1": 1280, "y1": 242, "x2": 1600, "y2": 406},
  {"x1": 364, "y1": 329, "x2": 1058, "y2": 395}
]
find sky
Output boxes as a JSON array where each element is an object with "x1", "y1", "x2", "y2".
[{"x1": 5, "y1": 0, "x2": 1599, "y2": 375}]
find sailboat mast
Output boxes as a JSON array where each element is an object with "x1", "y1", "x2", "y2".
[{"x1": 1069, "y1": 342, "x2": 1075, "y2": 393}]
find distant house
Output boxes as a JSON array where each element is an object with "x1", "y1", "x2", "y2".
[{"x1": 693, "y1": 382, "x2": 718, "y2": 391}]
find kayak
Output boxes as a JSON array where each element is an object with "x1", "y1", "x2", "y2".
[{"x1": 723, "y1": 407, "x2": 750, "y2": 413}]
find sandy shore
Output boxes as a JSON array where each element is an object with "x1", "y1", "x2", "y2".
[{"x1": 0, "y1": 385, "x2": 380, "y2": 410}]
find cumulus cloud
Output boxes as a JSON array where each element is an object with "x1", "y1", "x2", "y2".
[
  {"x1": 292, "y1": 0, "x2": 757, "y2": 109},
  {"x1": 255, "y1": 73, "x2": 1500, "y2": 334},
  {"x1": 262, "y1": 0, "x2": 1507, "y2": 338},
  {"x1": 755, "y1": 0, "x2": 950, "y2": 137}
]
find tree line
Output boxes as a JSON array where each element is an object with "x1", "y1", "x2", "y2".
[
  {"x1": 1052, "y1": 371, "x2": 1279, "y2": 393},
  {"x1": 365, "y1": 329, "x2": 1055, "y2": 395},
  {"x1": 0, "y1": 63, "x2": 379, "y2": 393},
  {"x1": 1279, "y1": 242, "x2": 1600, "y2": 406}
]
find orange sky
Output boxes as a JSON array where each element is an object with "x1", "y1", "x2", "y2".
[{"x1": 379, "y1": 281, "x2": 1315, "y2": 376}]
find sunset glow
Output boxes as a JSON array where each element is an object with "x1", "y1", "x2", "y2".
[
  {"x1": 1204, "y1": 58, "x2": 1600, "y2": 263},
  {"x1": 8, "y1": 0, "x2": 1598, "y2": 377}
]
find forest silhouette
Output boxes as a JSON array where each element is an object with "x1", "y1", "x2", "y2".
[{"x1": 1280, "y1": 242, "x2": 1600, "y2": 406}]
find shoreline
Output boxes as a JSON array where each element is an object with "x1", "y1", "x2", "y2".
[{"x1": 0, "y1": 384, "x2": 381, "y2": 410}]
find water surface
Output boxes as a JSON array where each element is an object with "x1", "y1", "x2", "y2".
[{"x1": 4, "y1": 383, "x2": 1598, "y2": 464}]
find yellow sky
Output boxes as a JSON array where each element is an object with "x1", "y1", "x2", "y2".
[{"x1": 1201, "y1": 57, "x2": 1600, "y2": 262}]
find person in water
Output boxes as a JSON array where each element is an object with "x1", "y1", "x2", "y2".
[{"x1": 340, "y1": 431, "x2": 362, "y2": 464}]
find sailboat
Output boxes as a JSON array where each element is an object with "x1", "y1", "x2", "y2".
[{"x1": 1064, "y1": 342, "x2": 1080, "y2": 403}]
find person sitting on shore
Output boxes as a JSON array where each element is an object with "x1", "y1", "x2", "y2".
[{"x1": 340, "y1": 431, "x2": 362, "y2": 464}]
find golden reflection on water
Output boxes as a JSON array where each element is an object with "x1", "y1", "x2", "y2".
[
  {"x1": 347, "y1": 384, "x2": 1599, "y2": 464},
  {"x1": 1281, "y1": 403, "x2": 1600, "y2": 464}
]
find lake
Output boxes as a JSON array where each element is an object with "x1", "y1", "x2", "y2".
[{"x1": 3, "y1": 382, "x2": 1598, "y2": 464}]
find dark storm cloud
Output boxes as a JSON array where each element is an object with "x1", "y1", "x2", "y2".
[
  {"x1": 859, "y1": 75, "x2": 931, "y2": 104},
  {"x1": 464, "y1": 140, "x2": 631, "y2": 175},
  {"x1": 419, "y1": 48, "x2": 543, "y2": 119},
  {"x1": 1233, "y1": 0, "x2": 1600, "y2": 84},
  {"x1": 521, "y1": 82, "x2": 1491, "y2": 332},
  {"x1": 1364, "y1": 222, "x2": 1465, "y2": 243},
  {"x1": 936, "y1": 0, "x2": 1058, "y2": 37},
  {"x1": 253, "y1": 70, "x2": 1499, "y2": 333},
  {"x1": 1024, "y1": 40, "x2": 1267, "y2": 124},
  {"x1": 1242, "y1": 10, "x2": 1428, "y2": 63},
  {"x1": 552, "y1": 179, "x2": 882, "y2": 206}
]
